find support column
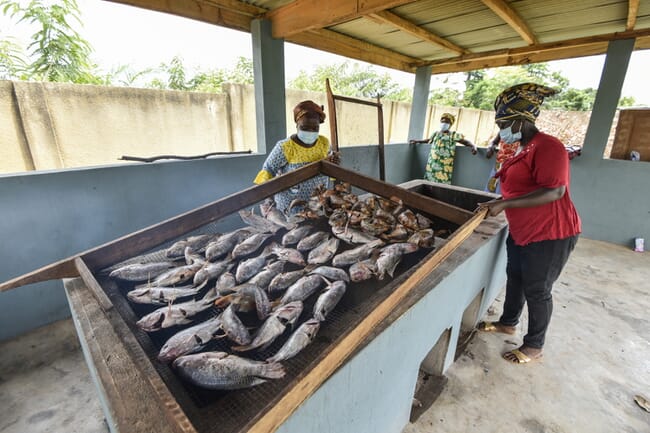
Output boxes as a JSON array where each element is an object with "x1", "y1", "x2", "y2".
[
  {"x1": 582, "y1": 39, "x2": 634, "y2": 162},
  {"x1": 251, "y1": 19, "x2": 287, "y2": 154},
  {"x1": 407, "y1": 65, "x2": 432, "y2": 141}
]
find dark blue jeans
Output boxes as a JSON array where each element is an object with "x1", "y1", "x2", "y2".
[{"x1": 499, "y1": 234, "x2": 579, "y2": 349}]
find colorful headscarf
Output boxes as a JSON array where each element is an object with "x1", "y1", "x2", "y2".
[
  {"x1": 494, "y1": 83, "x2": 558, "y2": 122},
  {"x1": 440, "y1": 112, "x2": 456, "y2": 125},
  {"x1": 293, "y1": 100, "x2": 326, "y2": 124}
]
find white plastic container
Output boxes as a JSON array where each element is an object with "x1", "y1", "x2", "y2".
[{"x1": 634, "y1": 238, "x2": 644, "y2": 252}]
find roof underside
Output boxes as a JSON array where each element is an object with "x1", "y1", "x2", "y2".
[{"x1": 106, "y1": 0, "x2": 650, "y2": 74}]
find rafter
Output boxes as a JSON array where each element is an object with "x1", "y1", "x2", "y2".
[
  {"x1": 265, "y1": 0, "x2": 414, "y2": 39},
  {"x1": 369, "y1": 10, "x2": 468, "y2": 55},
  {"x1": 627, "y1": 0, "x2": 639, "y2": 31},
  {"x1": 420, "y1": 28, "x2": 650, "y2": 74},
  {"x1": 481, "y1": 0, "x2": 537, "y2": 45}
]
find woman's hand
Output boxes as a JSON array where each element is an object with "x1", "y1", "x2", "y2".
[
  {"x1": 486, "y1": 145, "x2": 496, "y2": 159},
  {"x1": 477, "y1": 198, "x2": 507, "y2": 216},
  {"x1": 326, "y1": 151, "x2": 341, "y2": 165}
]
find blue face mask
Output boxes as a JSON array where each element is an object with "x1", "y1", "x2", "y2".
[
  {"x1": 440, "y1": 122, "x2": 451, "y2": 132},
  {"x1": 297, "y1": 129, "x2": 319, "y2": 144},
  {"x1": 499, "y1": 124, "x2": 522, "y2": 144}
]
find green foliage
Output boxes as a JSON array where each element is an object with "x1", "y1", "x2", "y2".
[
  {"x1": 1, "y1": 0, "x2": 98, "y2": 83},
  {"x1": 0, "y1": 37, "x2": 27, "y2": 79},
  {"x1": 289, "y1": 61, "x2": 411, "y2": 101}
]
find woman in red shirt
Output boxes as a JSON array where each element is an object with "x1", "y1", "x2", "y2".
[{"x1": 477, "y1": 83, "x2": 581, "y2": 364}]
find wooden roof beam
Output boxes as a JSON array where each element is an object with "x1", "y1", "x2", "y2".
[
  {"x1": 420, "y1": 28, "x2": 650, "y2": 74},
  {"x1": 266, "y1": 0, "x2": 415, "y2": 39},
  {"x1": 369, "y1": 10, "x2": 468, "y2": 55},
  {"x1": 627, "y1": 0, "x2": 639, "y2": 31},
  {"x1": 481, "y1": 0, "x2": 537, "y2": 45}
]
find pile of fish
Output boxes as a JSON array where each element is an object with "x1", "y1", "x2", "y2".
[{"x1": 107, "y1": 182, "x2": 437, "y2": 392}]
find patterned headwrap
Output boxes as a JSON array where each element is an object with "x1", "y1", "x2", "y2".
[
  {"x1": 293, "y1": 100, "x2": 326, "y2": 124},
  {"x1": 494, "y1": 83, "x2": 558, "y2": 122},
  {"x1": 440, "y1": 112, "x2": 456, "y2": 125}
]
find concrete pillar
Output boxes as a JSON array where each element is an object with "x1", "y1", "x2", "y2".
[
  {"x1": 582, "y1": 39, "x2": 634, "y2": 162},
  {"x1": 407, "y1": 66, "x2": 432, "y2": 141},
  {"x1": 251, "y1": 19, "x2": 287, "y2": 154}
]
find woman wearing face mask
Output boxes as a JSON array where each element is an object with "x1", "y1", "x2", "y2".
[
  {"x1": 477, "y1": 83, "x2": 581, "y2": 365},
  {"x1": 409, "y1": 113, "x2": 477, "y2": 184},
  {"x1": 254, "y1": 100, "x2": 340, "y2": 214}
]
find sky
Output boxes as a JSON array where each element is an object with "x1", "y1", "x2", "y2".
[{"x1": 2, "y1": 0, "x2": 650, "y2": 105}]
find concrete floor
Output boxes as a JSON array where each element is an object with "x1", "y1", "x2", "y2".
[{"x1": 1, "y1": 238, "x2": 648, "y2": 433}]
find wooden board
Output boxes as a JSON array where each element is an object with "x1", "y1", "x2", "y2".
[{"x1": 610, "y1": 108, "x2": 650, "y2": 161}]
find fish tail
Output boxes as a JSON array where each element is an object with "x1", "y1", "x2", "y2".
[{"x1": 262, "y1": 362, "x2": 286, "y2": 379}]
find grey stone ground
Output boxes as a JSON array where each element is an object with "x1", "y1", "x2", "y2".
[{"x1": 1, "y1": 238, "x2": 648, "y2": 433}]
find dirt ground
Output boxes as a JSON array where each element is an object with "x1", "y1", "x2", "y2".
[{"x1": 0, "y1": 237, "x2": 648, "y2": 433}]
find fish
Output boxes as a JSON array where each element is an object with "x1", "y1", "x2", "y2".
[
  {"x1": 126, "y1": 285, "x2": 199, "y2": 305},
  {"x1": 219, "y1": 304, "x2": 252, "y2": 345},
  {"x1": 210, "y1": 272, "x2": 236, "y2": 297},
  {"x1": 166, "y1": 234, "x2": 216, "y2": 259},
  {"x1": 416, "y1": 213, "x2": 433, "y2": 229},
  {"x1": 281, "y1": 225, "x2": 313, "y2": 246},
  {"x1": 296, "y1": 231, "x2": 330, "y2": 251},
  {"x1": 382, "y1": 223, "x2": 409, "y2": 242},
  {"x1": 235, "y1": 248, "x2": 273, "y2": 283},
  {"x1": 193, "y1": 259, "x2": 234, "y2": 288},
  {"x1": 108, "y1": 261, "x2": 177, "y2": 281},
  {"x1": 232, "y1": 301, "x2": 303, "y2": 352},
  {"x1": 397, "y1": 209, "x2": 419, "y2": 231},
  {"x1": 349, "y1": 258, "x2": 377, "y2": 282},
  {"x1": 280, "y1": 274, "x2": 324, "y2": 305},
  {"x1": 360, "y1": 216, "x2": 392, "y2": 236},
  {"x1": 331, "y1": 239, "x2": 384, "y2": 267},
  {"x1": 408, "y1": 228, "x2": 435, "y2": 248},
  {"x1": 136, "y1": 299, "x2": 213, "y2": 332},
  {"x1": 205, "y1": 228, "x2": 253, "y2": 262},
  {"x1": 331, "y1": 225, "x2": 380, "y2": 244},
  {"x1": 247, "y1": 260, "x2": 286, "y2": 290},
  {"x1": 307, "y1": 237, "x2": 340, "y2": 265},
  {"x1": 140, "y1": 257, "x2": 204, "y2": 288},
  {"x1": 308, "y1": 265, "x2": 349, "y2": 282},
  {"x1": 267, "y1": 269, "x2": 307, "y2": 294},
  {"x1": 173, "y1": 352, "x2": 285, "y2": 390},
  {"x1": 231, "y1": 232, "x2": 273, "y2": 259},
  {"x1": 270, "y1": 243, "x2": 306, "y2": 266},
  {"x1": 157, "y1": 316, "x2": 223, "y2": 363},
  {"x1": 239, "y1": 209, "x2": 284, "y2": 234},
  {"x1": 375, "y1": 242, "x2": 419, "y2": 280},
  {"x1": 215, "y1": 284, "x2": 271, "y2": 320},
  {"x1": 266, "y1": 318, "x2": 320, "y2": 363},
  {"x1": 265, "y1": 207, "x2": 297, "y2": 230},
  {"x1": 313, "y1": 280, "x2": 347, "y2": 321}
]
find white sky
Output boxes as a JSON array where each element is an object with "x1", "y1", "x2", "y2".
[{"x1": 2, "y1": 0, "x2": 649, "y2": 104}]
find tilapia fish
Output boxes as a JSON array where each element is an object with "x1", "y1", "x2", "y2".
[
  {"x1": 232, "y1": 301, "x2": 303, "y2": 352},
  {"x1": 331, "y1": 239, "x2": 384, "y2": 267},
  {"x1": 239, "y1": 209, "x2": 284, "y2": 234},
  {"x1": 126, "y1": 285, "x2": 199, "y2": 305},
  {"x1": 215, "y1": 284, "x2": 271, "y2": 321},
  {"x1": 331, "y1": 225, "x2": 380, "y2": 244},
  {"x1": 136, "y1": 299, "x2": 213, "y2": 332},
  {"x1": 140, "y1": 259, "x2": 204, "y2": 288},
  {"x1": 408, "y1": 228, "x2": 435, "y2": 248},
  {"x1": 193, "y1": 259, "x2": 234, "y2": 288},
  {"x1": 219, "y1": 304, "x2": 252, "y2": 345},
  {"x1": 265, "y1": 207, "x2": 297, "y2": 230},
  {"x1": 157, "y1": 316, "x2": 222, "y2": 362},
  {"x1": 313, "y1": 280, "x2": 347, "y2": 322},
  {"x1": 308, "y1": 265, "x2": 349, "y2": 282},
  {"x1": 270, "y1": 243, "x2": 306, "y2": 266},
  {"x1": 280, "y1": 274, "x2": 324, "y2": 305},
  {"x1": 108, "y1": 261, "x2": 177, "y2": 281},
  {"x1": 267, "y1": 269, "x2": 306, "y2": 294},
  {"x1": 166, "y1": 234, "x2": 216, "y2": 259},
  {"x1": 349, "y1": 258, "x2": 377, "y2": 282},
  {"x1": 205, "y1": 228, "x2": 253, "y2": 262},
  {"x1": 296, "y1": 231, "x2": 330, "y2": 251},
  {"x1": 247, "y1": 260, "x2": 285, "y2": 290},
  {"x1": 266, "y1": 319, "x2": 320, "y2": 363},
  {"x1": 307, "y1": 237, "x2": 340, "y2": 265},
  {"x1": 173, "y1": 352, "x2": 285, "y2": 390},
  {"x1": 281, "y1": 225, "x2": 313, "y2": 246},
  {"x1": 231, "y1": 233, "x2": 273, "y2": 259},
  {"x1": 236, "y1": 254, "x2": 271, "y2": 284},
  {"x1": 375, "y1": 242, "x2": 419, "y2": 280}
]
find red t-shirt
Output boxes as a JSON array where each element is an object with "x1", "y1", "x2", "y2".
[{"x1": 496, "y1": 132, "x2": 581, "y2": 246}]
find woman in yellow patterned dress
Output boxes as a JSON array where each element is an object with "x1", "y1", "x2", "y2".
[
  {"x1": 254, "y1": 100, "x2": 340, "y2": 213},
  {"x1": 410, "y1": 113, "x2": 477, "y2": 184}
]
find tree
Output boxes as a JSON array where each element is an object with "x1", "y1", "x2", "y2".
[
  {"x1": 289, "y1": 61, "x2": 411, "y2": 101},
  {"x1": 0, "y1": 37, "x2": 26, "y2": 79},
  {"x1": 1, "y1": 0, "x2": 99, "y2": 83}
]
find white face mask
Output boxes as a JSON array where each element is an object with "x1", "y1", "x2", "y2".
[
  {"x1": 297, "y1": 129, "x2": 319, "y2": 144},
  {"x1": 440, "y1": 122, "x2": 451, "y2": 132},
  {"x1": 499, "y1": 124, "x2": 522, "y2": 144}
]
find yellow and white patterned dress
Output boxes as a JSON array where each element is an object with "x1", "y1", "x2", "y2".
[{"x1": 254, "y1": 136, "x2": 331, "y2": 213}]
